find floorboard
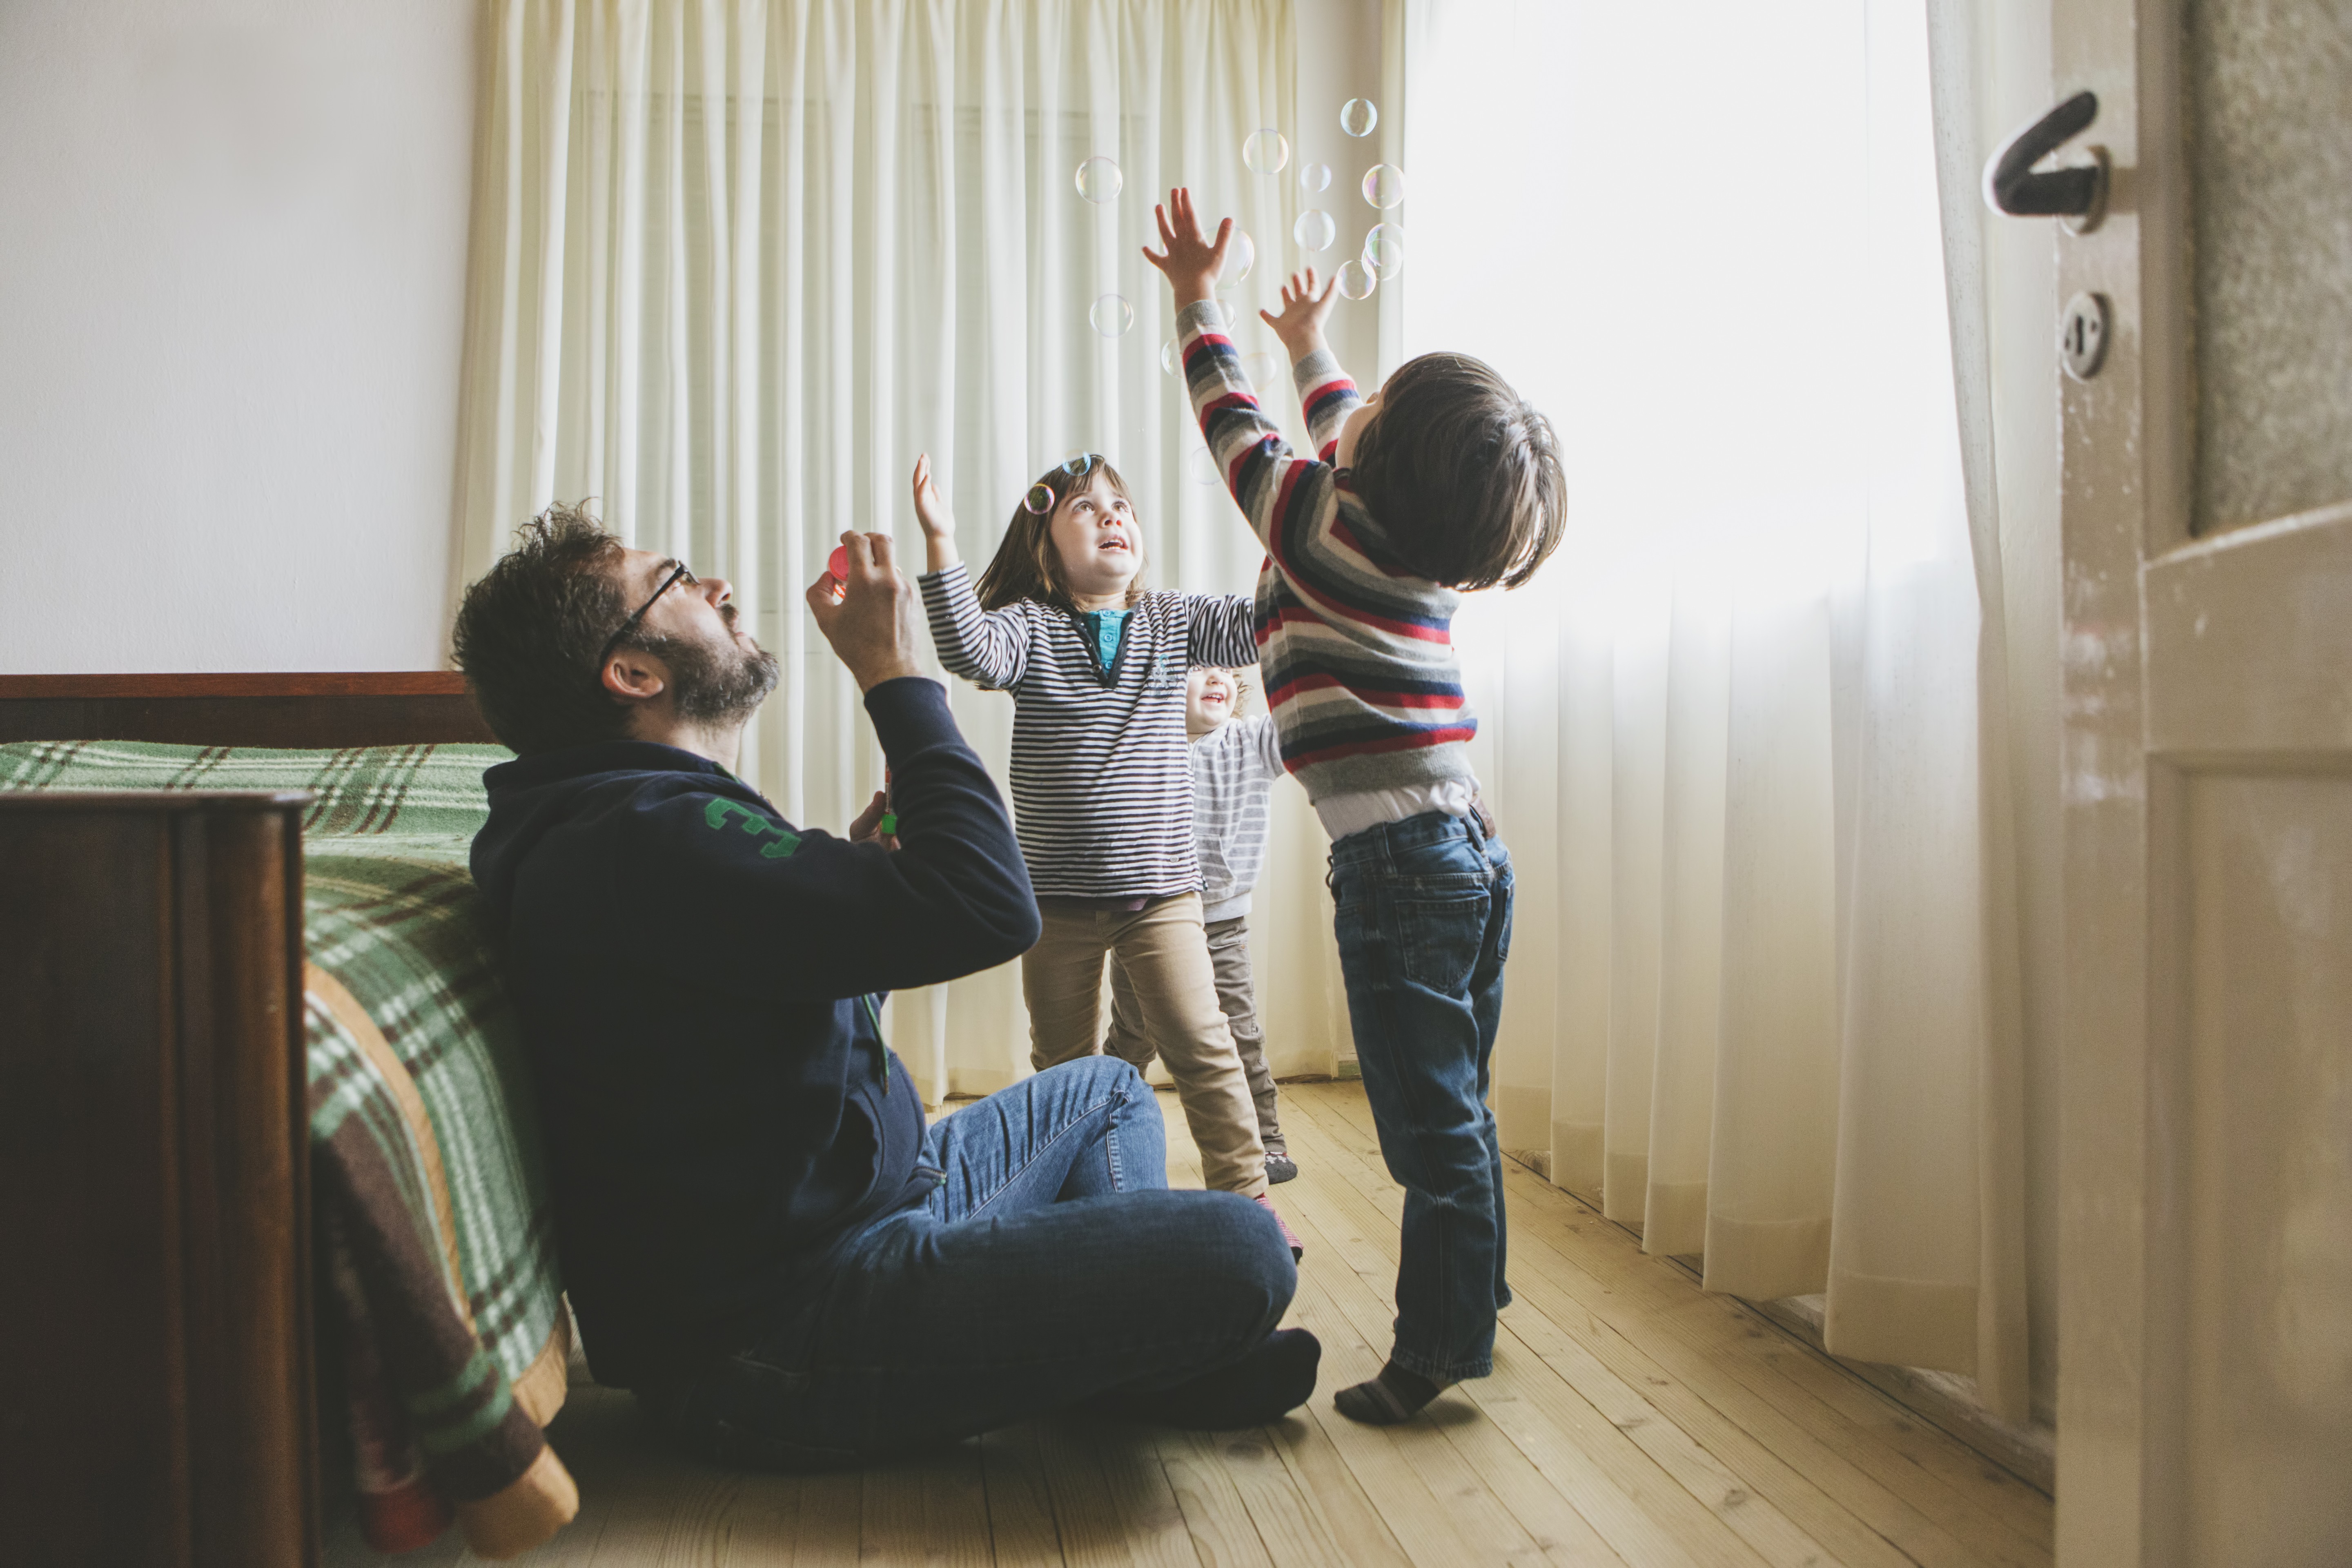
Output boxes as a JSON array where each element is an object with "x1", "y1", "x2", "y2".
[{"x1": 322, "y1": 1082, "x2": 2050, "y2": 1568}]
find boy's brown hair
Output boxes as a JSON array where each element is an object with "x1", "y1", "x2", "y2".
[
  {"x1": 450, "y1": 501, "x2": 638, "y2": 755},
  {"x1": 1345, "y1": 352, "x2": 1566, "y2": 590},
  {"x1": 975, "y1": 456, "x2": 1149, "y2": 612}
]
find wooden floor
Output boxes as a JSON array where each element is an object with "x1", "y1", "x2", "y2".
[{"x1": 329, "y1": 1082, "x2": 2052, "y2": 1567}]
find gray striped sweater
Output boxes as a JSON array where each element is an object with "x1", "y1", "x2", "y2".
[
  {"x1": 920, "y1": 563, "x2": 1257, "y2": 899},
  {"x1": 1192, "y1": 715, "x2": 1286, "y2": 922}
]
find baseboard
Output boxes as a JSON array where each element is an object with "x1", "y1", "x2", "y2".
[
  {"x1": 1497, "y1": 1149, "x2": 2054, "y2": 1498},
  {"x1": 1688, "y1": 1276, "x2": 2054, "y2": 1496},
  {"x1": 1332, "y1": 1057, "x2": 1362, "y2": 1080}
]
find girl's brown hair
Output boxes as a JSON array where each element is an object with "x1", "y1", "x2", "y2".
[{"x1": 974, "y1": 455, "x2": 1149, "y2": 612}]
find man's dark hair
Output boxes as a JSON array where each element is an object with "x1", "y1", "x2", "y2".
[
  {"x1": 450, "y1": 501, "x2": 637, "y2": 755},
  {"x1": 1345, "y1": 352, "x2": 1566, "y2": 591}
]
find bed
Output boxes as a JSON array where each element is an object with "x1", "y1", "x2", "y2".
[{"x1": 0, "y1": 673, "x2": 577, "y2": 1566}]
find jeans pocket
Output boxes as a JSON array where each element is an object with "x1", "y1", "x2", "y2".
[{"x1": 1396, "y1": 889, "x2": 1491, "y2": 994}]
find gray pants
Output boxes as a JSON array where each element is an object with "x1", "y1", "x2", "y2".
[{"x1": 1106, "y1": 915, "x2": 1287, "y2": 1156}]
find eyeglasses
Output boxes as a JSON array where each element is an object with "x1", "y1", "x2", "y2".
[{"x1": 595, "y1": 560, "x2": 697, "y2": 673}]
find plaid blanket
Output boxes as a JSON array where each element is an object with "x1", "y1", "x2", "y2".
[{"x1": 0, "y1": 740, "x2": 575, "y2": 1555}]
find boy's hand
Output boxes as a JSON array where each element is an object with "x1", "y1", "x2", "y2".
[
  {"x1": 1141, "y1": 187, "x2": 1232, "y2": 309},
  {"x1": 1261, "y1": 269, "x2": 1337, "y2": 360}
]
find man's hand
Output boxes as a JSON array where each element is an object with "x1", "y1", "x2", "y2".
[
  {"x1": 1261, "y1": 268, "x2": 1337, "y2": 361},
  {"x1": 911, "y1": 454, "x2": 962, "y2": 575},
  {"x1": 847, "y1": 788, "x2": 900, "y2": 851},
  {"x1": 806, "y1": 530, "x2": 926, "y2": 693},
  {"x1": 1141, "y1": 187, "x2": 1232, "y2": 310}
]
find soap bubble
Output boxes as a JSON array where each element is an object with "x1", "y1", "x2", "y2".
[
  {"x1": 1361, "y1": 164, "x2": 1405, "y2": 209},
  {"x1": 1335, "y1": 259, "x2": 1375, "y2": 301},
  {"x1": 1241, "y1": 350, "x2": 1278, "y2": 390},
  {"x1": 1242, "y1": 129, "x2": 1290, "y2": 175},
  {"x1": 1090, "y1": 294, "x2": 1134, "y2": 336},
  {"x1": 1293, "y1": 209, "x2": 1336, "y2": 252},
  {"x1": 1062, "y1": 452, "x2": 1098, "y2": 476},
  {"x1": 1188, "y1": 448, "x2": 1221, "y2": 486},
  {"x1": 1074, "y1": 156, "x2": 1122, "y2": 203},
  {"x1": 1024, "y1": 481, "x2": 1056, "y2": 514},
  {"x1": 1217, "y1": 229, "x2": 1255, "y2": 288},
  {"x1": 1161, "y1": 336, "x2": 1181, "y2": 376},
  {"x1": 1340, "y1": 98, "x2": 1378, "y2": 137},
  {"x1": 1362, "y1": 223, "x2": 1403, "y2": 278},
  {"x1": 1298, "y1": 161, "x2": 1332, "y2": 194}
]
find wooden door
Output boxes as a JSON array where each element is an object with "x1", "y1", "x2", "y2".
[{"x1": 2053, "y1": 1, "x2": 2352, "y2": 1563}]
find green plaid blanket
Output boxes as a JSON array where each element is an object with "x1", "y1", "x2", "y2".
[{"x1": 0, "y1": 740, "x2": 563, "y2": 1516}]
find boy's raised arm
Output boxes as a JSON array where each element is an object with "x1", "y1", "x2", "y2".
[{"x1": 1145, "y1": 188, "x2": 1345, "y2": 558}]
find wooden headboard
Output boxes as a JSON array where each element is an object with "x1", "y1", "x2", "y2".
[{"x1": 0, "y1": 672, "x2": 498, "y2": 748}]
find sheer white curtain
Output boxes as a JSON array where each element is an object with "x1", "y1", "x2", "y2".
[
  {"x1": 453, "y1": 0, "x2": 1356, "y2": 1101},
  {"x1": 1396, "y1": 0, "x2": 2030, "y2": 1414}
]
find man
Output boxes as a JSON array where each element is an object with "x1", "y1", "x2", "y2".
[{"x1": 451, "y1": 506, "x2": 1319, "y2": 1468}]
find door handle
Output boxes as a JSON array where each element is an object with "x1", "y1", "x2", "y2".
[{"x1": 1982, "y1": 89, "x2": 2109, "y2": 232}]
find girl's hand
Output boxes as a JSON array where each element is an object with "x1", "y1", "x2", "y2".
[
  {"x1": 911, "y1": 453, "x2": 962, "y2": 574},
  {"x1": 1261, "y1": 269, "x2": 1338, "y2": 358},
  {"x1": 1141, "y1": 187, "x2": 1232, "y2": 308},
  {"x1": 911, "y1": 453, "x2": 955, "y2": 541}
]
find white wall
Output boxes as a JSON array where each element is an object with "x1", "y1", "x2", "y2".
[{"x1": 0, "y1": 0, "x2": 478, "y2": 673}]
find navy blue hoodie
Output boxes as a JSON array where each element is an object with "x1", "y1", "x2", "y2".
[{"x1": 470, "y1": 677, "x2": 1039, "y2": 1386}]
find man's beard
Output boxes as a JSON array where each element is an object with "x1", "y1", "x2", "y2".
[{"x1": 650, "y1": 605, "x2": 780, "y2": 726}]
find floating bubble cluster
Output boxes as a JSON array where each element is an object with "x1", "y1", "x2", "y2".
[
  {"x1": 1240, "y1": 350, "x2": 1278, "y2": 390},
  {"x1": 1335, "y1": 259, "x2": 1375, "y2": 301},
  {"x1": 1218, "y1": 229, "x2": 1255, "y2": 287},
  {"x1": 1090, "y1": 294, "x2": 1134, "y2": 336},
  {"x1": 1293, "y1": 209, "x2": 1336, "y2": 252},
  {"x1": 1340, "y1": 98, "x2": 1378, "y2": 137},
  {"x1": 1361, "y1": 165, "x2": 1405, "y2": 209},
  {"x1": 1298, "y1": 161, "x2": 1332, "y2": 194},
  {"x1": 1242, "y1": 129, "x2": 1290, "y2": 175},
  {"x1": 1074, "y1": 156, "x2": 1122, "y2": 203},
  {"x1": 1024, "y1": 481, "x2": 1056, "y2": 515},
  {"x1": 1362, "y1": 223, "x2": 1403, "y2": 279},
  {"x1": 1188, "y1": 448, "x2": 1221, "y2": 485}
]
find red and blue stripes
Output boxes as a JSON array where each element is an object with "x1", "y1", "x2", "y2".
[{"x1": 1174, "y1": 298, "x2": 1477, "y2": 800}]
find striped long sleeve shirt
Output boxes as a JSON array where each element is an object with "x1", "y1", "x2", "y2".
[
  {"x1": 920, "y1": 561, "x2": 1258, "y2": 899},
  {"x1": 1177, "y1": 296, "x2": 1476, "y2": 802},
  {"x1": 1192, "y1": 714, "x2": 1286, "y2": 923}
]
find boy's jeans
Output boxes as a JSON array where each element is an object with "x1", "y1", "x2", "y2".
[
  {"x1": 1327, "y1": 808, "x2": 1514, "y2": 1383},
  {"x1": 640, "y1": 1057, "x2": 1296, "y2": 1469}
]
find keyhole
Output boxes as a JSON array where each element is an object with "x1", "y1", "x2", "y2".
[{"x1": 2061, "y1": 291, "x2": 2110, "y2": 381}]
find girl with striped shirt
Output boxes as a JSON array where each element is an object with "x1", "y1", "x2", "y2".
[{"x1": 909, "y1": 452, "x2": 1290, "y2": 1225}]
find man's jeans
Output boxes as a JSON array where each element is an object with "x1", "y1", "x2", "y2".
[
  {"x1": 1327, "y1": 808, "x2": 1514, "y2": 1383},
  {"x1": 643, "y1": 1057, "x2": 1296, "y2": 1469}
]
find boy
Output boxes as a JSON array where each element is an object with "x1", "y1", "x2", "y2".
[
  {"x1": 1143, "y1": 189, "x2": 1566, "y2": 1425},
  {"x1": 1105, "y1": 665, "x2": 1298, "y2": 1183}
]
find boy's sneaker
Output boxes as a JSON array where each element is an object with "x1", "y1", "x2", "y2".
[
  {"x1": 1254, "y1": 1192, "x2": 1304, "y2": 1261},
  {"x1": 1264, "y1": 1152, "x2": 1299, "y2": 1185}
]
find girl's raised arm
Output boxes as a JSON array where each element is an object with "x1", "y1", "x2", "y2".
[
  {"x1": 909, "y1": 454, "x2": 1030, "y2": 689},
  {"x1": 1185, "y1": 592, "x2": 1257, "y2": 670}
]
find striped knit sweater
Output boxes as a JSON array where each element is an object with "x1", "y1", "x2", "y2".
[
  {"x1": 1178, "y1": 296, "x2": 1475, "y2": 801},
  {"x1": 920, "y1": 561, "x2": 1257, "y2": 899}
]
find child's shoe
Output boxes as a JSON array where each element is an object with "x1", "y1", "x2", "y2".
[
  {"x1": 1254, "y1": 1192, "x2": 1303, "y2": 1261},
  {"x1": 1264, "y1": 1152, "x2": 1299, "y2": 1184}
]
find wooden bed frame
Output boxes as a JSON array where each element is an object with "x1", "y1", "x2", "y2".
[{"x1": 0, "y1": 673, "x2": 495, "y2": 1568}]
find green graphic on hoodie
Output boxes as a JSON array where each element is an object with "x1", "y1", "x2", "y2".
[{"x1": 705, "y1": 797, "x2": 802, "y2": 858}]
